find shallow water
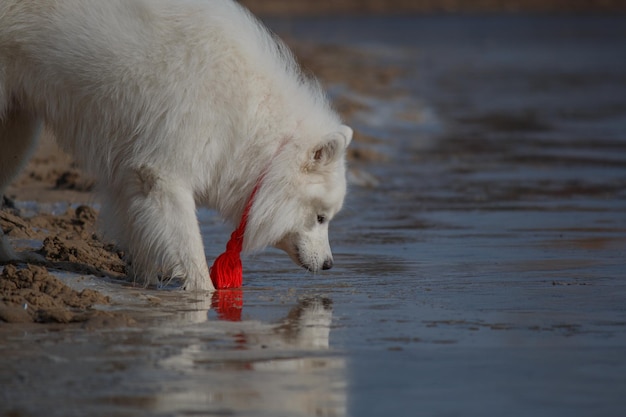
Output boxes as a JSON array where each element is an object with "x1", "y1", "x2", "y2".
[{"x1": 2, "y1": 15, "x2": 626, "y2": 417}]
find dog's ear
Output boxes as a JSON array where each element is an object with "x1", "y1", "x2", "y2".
[
  {"x1": 338, "y1": 125, "x2": 353, "y2": 148},
  {"x1": 305, "y1": 126, "x2": 353, "y2": 171},
  {"x1": 311, "y1": 137, "x2": 341, "y2": 166}
]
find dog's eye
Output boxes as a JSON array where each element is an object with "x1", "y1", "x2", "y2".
[{"x1": 317, "y1": 215, "x2": 326, "y2": 224}]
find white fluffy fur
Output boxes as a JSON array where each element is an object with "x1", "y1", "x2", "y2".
[{"x1": 0, "y1": 0, "x2": 352, "y2": 291}]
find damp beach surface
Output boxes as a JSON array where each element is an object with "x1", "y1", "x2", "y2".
[{"x1": 2, "y1": 14, "x2": 626, "y2": 417}]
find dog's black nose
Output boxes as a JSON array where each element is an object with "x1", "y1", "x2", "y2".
[{"x1": 322, "y1": 258, "x2": 333, "y2": 270}]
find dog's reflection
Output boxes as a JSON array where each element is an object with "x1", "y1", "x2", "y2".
[
  {"x1": 157, "y1": 295, "x2": 346, "y2": 416},
  {"x1": 273, "y1": 296, "x2": 333, "y2": 349}
]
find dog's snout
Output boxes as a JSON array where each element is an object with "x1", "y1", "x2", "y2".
[{"x1": 322, "y1": 258, "x2": 333, "y2": 270}]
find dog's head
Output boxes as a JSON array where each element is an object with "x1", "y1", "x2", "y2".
[{"x1": 244, "y1": 125, "x2": 353, "y2": 272}]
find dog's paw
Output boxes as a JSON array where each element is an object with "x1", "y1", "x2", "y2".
[{"x1": 182, "y1": 276, "x2": 215, "y2": 292}]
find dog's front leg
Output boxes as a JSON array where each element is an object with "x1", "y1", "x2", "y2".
[{"x1": 109, "y1": 167, "x2": 214, "y2": 291}]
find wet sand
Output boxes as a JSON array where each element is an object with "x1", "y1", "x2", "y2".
[{"x1": 2, "y1": 11, "x2": 626, "y2": 417}]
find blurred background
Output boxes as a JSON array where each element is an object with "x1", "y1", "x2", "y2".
[{"x1": 241, "y1": 0, "x2": 626, "y2": 15}]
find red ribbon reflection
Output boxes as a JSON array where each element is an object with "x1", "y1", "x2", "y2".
[{"x1": 210, "y1": 288, "x2": 243, "y2": 321}]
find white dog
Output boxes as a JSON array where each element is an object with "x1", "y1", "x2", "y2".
[{"x1": 0, "y1": 0, "x2": 352, "y2": 291}]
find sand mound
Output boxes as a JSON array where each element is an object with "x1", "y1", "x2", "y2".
[
  {"x1": 1, "y1": 204, "x2": 126, "y2": 277},
  {"x1": 0, "y1": 205, "x2": 134, "y2": 325},
  {"x1": 0, "y1": 264, "x2": 117, "y2": 324}
]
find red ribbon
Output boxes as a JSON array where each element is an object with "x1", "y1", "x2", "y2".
[
  {"x1": 210, "y1": 179, "x2": 263, "y2": 289},
  {"x1": 210, "y1": 140, "x2": 286, "y2": 291}
]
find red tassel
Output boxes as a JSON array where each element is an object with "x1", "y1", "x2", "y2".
[
  {"x1": 210, "y1": 180, "x2": 262, "y2": 289},
  {"x1": 209, "y1": 229, "x2": 244, "y2": 289}
]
